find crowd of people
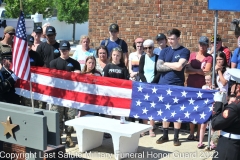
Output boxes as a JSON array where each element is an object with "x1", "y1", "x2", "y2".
[{"x1": 0, "y1": 22, "x2": 240, "y2": 157}]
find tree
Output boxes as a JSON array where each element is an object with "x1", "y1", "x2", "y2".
[
  {"x1": 54, "y1": 0, "x2": 89, "y2": 42},
  {"x1": 4, "y1": 0, "x2": 54, "y2": 18}
]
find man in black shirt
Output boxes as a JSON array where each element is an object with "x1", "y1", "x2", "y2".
[
  {"x1": 21, "y1": 36, "x2": 44, "y2": 108},
  {"x1": 36, "y1": 26, "x2": 60, "y2": 68},
  {"x1": 28, "y1": 35, "x2": 44, "y2": 67},
  {"x1": 50, "y1": 40, "x2": 80, "y2": 147}
]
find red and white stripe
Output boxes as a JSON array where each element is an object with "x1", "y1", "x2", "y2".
[
  {"x1": 12, "y1": 37, "x2": 30, "y2": 81},
  {"x1": 15, "y1": 67, "x2": 132, "y2": 116}
]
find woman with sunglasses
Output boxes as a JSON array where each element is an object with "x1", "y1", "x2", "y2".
[
  {"x1": 139, "y1": 39, "x2": 161, "y2": 137},
  {"x1": 128, "y1": 38, "x2": 144, "y2": 81}
]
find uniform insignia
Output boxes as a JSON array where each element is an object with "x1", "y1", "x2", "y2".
[
  {"x1": 222, "y1": 109, "x2": 229, "y2": 118},
  {"x1": 112, "y1": 25, "x2": 116, "y2": 29},
  {"x1": 37, "y1": 27, "x2": 41, "y2": 29},
  {"x1": 48, "y1": 28, "x2": 53, "y2": 32}
]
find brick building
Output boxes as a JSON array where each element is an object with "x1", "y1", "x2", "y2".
[{"x1": 89, "y1": 0, "x2": 240, "y2": 53}]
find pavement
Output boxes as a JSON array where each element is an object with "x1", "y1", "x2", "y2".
[{"x1": 62, "y1": 123, "x2": 215, "y2": 160}]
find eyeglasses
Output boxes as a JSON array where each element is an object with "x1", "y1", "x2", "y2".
[
  {"x1": 211, "y1": 42, "x2": 219, "y2": 44},
  {"x1": 8, "y1": 33, "x2": 15, "y2": 36},
  {"x1": 112, "y1": 47, "x2": 122, "y2": 52},
  {"x1": 143, "y1": 47, "x2": 153, "y2": 50},
  {"x1": 216, "y1": 58, "x2": 223, "y2": 61}
]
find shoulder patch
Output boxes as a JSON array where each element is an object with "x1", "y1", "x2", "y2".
[{"x1": 222, "y1": 109, "x2": 229, "y2": 118}]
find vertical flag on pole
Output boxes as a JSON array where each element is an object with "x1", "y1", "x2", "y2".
[{"x1": 12, "y1": 11, "x2": 30, "y2": 81}]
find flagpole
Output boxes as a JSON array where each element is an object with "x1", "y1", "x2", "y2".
[{"x1": 19, "y1": 0, "x2": 35, "y2": 112}]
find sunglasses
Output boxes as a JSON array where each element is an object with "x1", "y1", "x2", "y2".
[
  {"x1": 143, "y1": 47, "x2": 153, "y2": 50},
  {"x1": 112, "y1": 47, "x2": 122, "y2": 52},
  {"x1": 46, "y1": 34, "x2": 55, "y2": 37},
  {"x1": 8, "y1": 33, "x2": 15, "y2": 36}
]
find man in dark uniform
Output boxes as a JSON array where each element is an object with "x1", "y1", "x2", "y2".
[
  {"x1": 21, "y1": 36, "x2": 44, "y2": 108},
  {"x1": 212, "y1": 68, "x2": 240, "y2": 160},
  {"x1": 36, "y1": 26, "x2": 60, "y2": 67},
  {"x1": 50, "y1": 40, "x2": 81, "y2": 147},
  {"x1": 0, "y1": 52, "x2": 19, "y2": 104}
]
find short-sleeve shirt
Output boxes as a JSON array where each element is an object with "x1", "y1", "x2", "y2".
[
  {"x1": 103, "y1": 63, "x2": 129, "y2": 80},
  {"x1": 158, "y1": 46, "x2": 190, "y2": 85},
  {"x1": 216, "y1": 70, "x2": 230, "y2": 92},
  {"x1": 187, "y1": 52, "x2": 213, "y2": 88},
  {"x1": 72, "y1": 48, "x2": 95, "y2": 70},
  {"x1": 29, "y1": 50, "x2": 44, "y2": 66},
  {"x1": 129, "y1": 52, "x2": 142, "y2": 72},
  {"x1": 49, "y1": 57, "x2": 81, "y2": 72},
  {"x1": 36, "y1": 42, "x2": 60, "y2": 68},
  {"x1": 100, "y1": 38, "x2": 128, "y2": 57},
  {"x1": 231, "y1": 48, "x2": 240, "y2": 69}
]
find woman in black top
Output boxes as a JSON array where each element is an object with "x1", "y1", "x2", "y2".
[{"x1": 103, "y1": 47, "x2": 129, "y2": 79}]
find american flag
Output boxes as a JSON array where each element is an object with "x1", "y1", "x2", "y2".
[
  {"x1": 15, "y1": 67, "x2": 216, "y2": 124},
  {"x1": 12, "y1": 11, "x2": 30, "y2": 81},
  {"x1": 129, "y1": 82, "x2": 215, "y2": 124}
]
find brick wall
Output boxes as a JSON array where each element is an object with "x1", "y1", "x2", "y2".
[{"x1": 89, "y1": 0, "x2": 240, "y2": 53}]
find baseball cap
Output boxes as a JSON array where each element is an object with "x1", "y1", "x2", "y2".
[
  {"x1": 33, "y1": 26, "x2": 43, "y2": 33},
  {"x1": 198, "y1": 36, "x2": 209, "y2": 45},
  {"x1": 46, "y1": 26, "x2": 56, "y2": 35},
  {"x1": 27, "y1": 35, "x2": 34, "y2": 46},
  {"x1": 59, "y1": 40, "x2": 70, "y2": 50},
  {"x1": 210, "y1": 34, "x2": 222, "y2": 43},
  {"x1": 109, "y1": 23, "x2": 119, "y2": 32},
  {"x1": 4, "y1": 26, "x2": 15, "y2": 34},
  {"x1": 156, "y1": 33, "x2": 167, "y2": 41}
]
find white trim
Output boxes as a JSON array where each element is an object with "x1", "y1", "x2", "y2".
[
  {"x1": 30, "y1": 73, "x2": 132, "y2": 99},
  {"x1": 16, "y1": 88, "x2": 130, "y2": 117}
]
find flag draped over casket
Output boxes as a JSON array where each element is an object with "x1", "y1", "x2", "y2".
[{"x1": 15, "y1": 67, "x2": 216, "y2": 124}]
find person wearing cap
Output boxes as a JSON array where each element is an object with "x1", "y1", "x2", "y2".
[
  {"x1": 0, "y1": 52, "x2": 18, "y2": 102},
  {"x1": 31, "y1": 26, "x2": 43, "y2": 51},
  {"x1": 128, "y1": 37, "x2": 144, "y2": 81},
  {"x1": 211, "y1": 68, "x2": 240, "y2": 159},
  {"x1": 27, "y1": 35, "x2": 44, "y2": 67},
  {"x1": 0, "y1": 52, "x2": 20, "y2": 104},
  {"x1": 185, "y1": 36, "x2": 213, "y2": 145},
  {"x1": 209, "y1": 34, "x2": 231, "y2": 67},
  {"x1": 0, "y1": 26, "x2": 15, "y2": 68},
  {"x1": 100, "y1": 23, "x2": 128, "y2": 66},
  {"x1": 154, "y1": 33, "x2": 168, "y2": 56},
  {"x1": 36, "y1": 26, "x2": 60, "y2": 68},
  {"x1": 72, "y1": 35, "x2": 95, "y2": 70},
  {"x1": 21, "y1": 36, "x2": 44, "y2": 108},
  {"x1": 156, "y1": 28, "x2": 190, "y2": 146},
  {"x1": 49, "y1": 40, "x2": 80, "y2": 147}
]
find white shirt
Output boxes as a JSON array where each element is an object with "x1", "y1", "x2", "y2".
[{"x1": 216, "y1": 70, "x2": 230, "y2": 92}]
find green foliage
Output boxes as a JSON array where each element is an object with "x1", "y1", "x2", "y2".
[
  {"x1": 54, "y1": 0, "x2": 89, "y2": 24},
  {"x1": 4, "y1": 0, "x2": 54, "y2": 18}
]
